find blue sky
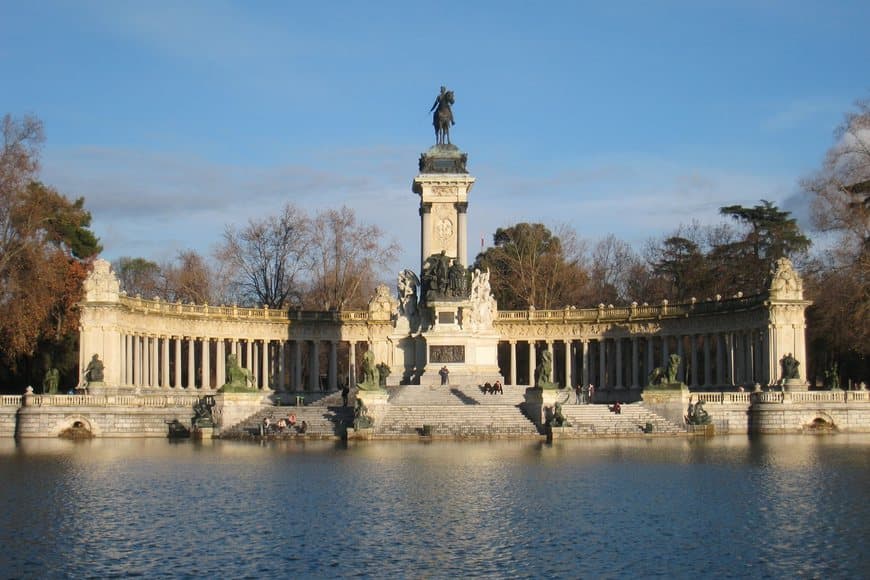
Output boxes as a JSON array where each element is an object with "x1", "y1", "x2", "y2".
[{"x1": 2, "y1": 0, "x2": 868, "y2": 273}]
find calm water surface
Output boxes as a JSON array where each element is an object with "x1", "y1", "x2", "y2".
[{"x1": 0, "y1": 435, "x2": 868, "y2": 579}]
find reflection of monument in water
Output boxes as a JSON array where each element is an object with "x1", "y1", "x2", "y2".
[{"x1": 387, "y1": 130, "x2": 501, "y2": 386}]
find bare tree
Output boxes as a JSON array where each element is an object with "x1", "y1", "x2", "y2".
[
  {"x1": 216, "y1": 203, "x2": 310, "y2": 308},
  {"x1": 163, "y1": 250, "x2": 216, "y2": 304},
  {"x1": 305, "y1": 206, "x2": 399, "y2": 310},
  {"x1": 588, "y1": 234, "x2": 643, "y2": 304}
]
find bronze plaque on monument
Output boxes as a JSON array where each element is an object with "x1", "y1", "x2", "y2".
[{"x1": 430, "y1": 345, "x2": 465, "y2": 363}]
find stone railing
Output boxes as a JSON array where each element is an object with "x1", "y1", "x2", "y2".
[
  {"x1": 21, "y1": 394, "x2": 201, "y2": 408},
  {"x1": 695, "y1": 390, "x2": 869, "y2": 405},
  {"x1": 119, "y1": 295, "x2": 373, "y2": 324},
  {"x1": 1, "y1": 395, "x2": 22, "y2": 407},
  {"x1": 121, "y1": 295, "x2": 292, "y2": 321},
  {"x1": 497, "y1": 294, "x2": 767, "y2": 324},
  {"x1": 695, "y1": 392, "x2": 753, "y2": 404}
]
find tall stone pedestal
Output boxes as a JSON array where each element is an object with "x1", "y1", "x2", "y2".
[{"x1": 418, "y1": 299, "x2": 501, "y2": 387}]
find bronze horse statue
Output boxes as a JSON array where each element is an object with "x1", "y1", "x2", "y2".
[{"x1": 431, "y1": 87, "x2": 455, "y2": 145}]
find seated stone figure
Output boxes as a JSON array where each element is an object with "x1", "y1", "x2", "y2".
[
  {"x1": 219, "y1": 354, "x2": 257, "y2": 392},
  {"x1": 549, "y1": 402, "x2": 569, "y2": 427},
  {"x1": 353, "y1": 399, "x2": 374, "y2": 430},
  {"x1": 84, "y1": 354, "x2": 104, "y2": 384},
  {"x1": 357, "y1": 350, "x2": 382, "y2": 391}
]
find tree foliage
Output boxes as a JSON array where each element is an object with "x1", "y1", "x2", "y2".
[
  {"x1": 474, "y1": 223, "x2": 589, "y2": 309},
  {"x1": 0, "y1": 114, "x2": 101, "y2": 388}
]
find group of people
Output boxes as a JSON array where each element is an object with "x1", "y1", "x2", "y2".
[
  {"x1": 262, "y1": 414, "x2": 308, "y2": 435},
  {"x1": 573, "y1": 383, "x2": 596, "y2": 404},
  {"x1": 481, "y1": 380, "x2": 503, "y2": 395}
]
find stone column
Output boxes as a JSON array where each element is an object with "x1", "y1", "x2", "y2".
[
  {"x1": 581, "y1": 340, "x2": 589, "y2": 388},
  {"x1": 348, "y1": 340, "x2": 357, "y2": 388},
  {"x1": 716, "y1": 334, "x2": 725, "y2": 386},
  {"x1": 329, "y1": 340, "x2": 338, "y2": 391},
  {"x1": 420, "y1": 203, "x2": 432, "y2": 270},
  {"x1": 125, "y1": 334, "x2": 133, "y2": 385},
  {"x1": 661, "y1": 336, "x2": 669, "y2": 373},
  {"x1": 456, "y1": 202, "x2": 468, "y2": 267},
  {"x1": 690, "y1": 335, "x2": 699, "y2": 387},
  {"x1": 161, "y1": 337, "x2": 170, "y2": 388},
  {"x1": 508, "y1": 340, "x2": 517, "y2": 386},
  {"x1": 309, "y1": 341, "x2": 320, "y2": 391},
  {"x1": 677, "y1": 335, "x2": 685, "y2": 383},
  {"x1": 615, "y1": 339, "x2": 623, "y2": 389},
  {"x1": 202, "y1": 338, "x2": 211, "y2": 389},
  {"x1": 261, "y1": 340, "x2": 269, "y2": 389},
  {"x1": 599, "y1": 339, "x2": 607, "y2": 390},
  {"x1": 187, "y1": 337, "x2": 195, "y2": 390},
  {"x1": 631, "y1": 337, "x2": 639, "y2": 389},
  {"x1": 174, "y1": 337, "x2": 182, "y2": 388},
  {"x1": 149, "y1": 336, "x2": 158, "y2": 387},
  {"x1": 564, "y1": 339, "x2": 573, "y2": 388},
  {"x1": 704, "y1": 334, "x2": 712, "y2": 388},
  {"x1": 246, "y1": 340, "x2": 253, "y2": 374},
  {"x1": 216, "y1": 339, "x2": 225, "y2": 388},
  {"x1": 277, "y1": 341, "x2": 285, "y2": 391},
  {"x1": 293, "y1": 341, "x2": 303, "y2": 391},
  {"x1": 646, "y1": 337, "x2": 654, "y2": 382}
]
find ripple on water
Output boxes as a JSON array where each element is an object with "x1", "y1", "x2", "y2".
[{"x1": 0, "y1": 436, "x2": 868, "y2": 578}]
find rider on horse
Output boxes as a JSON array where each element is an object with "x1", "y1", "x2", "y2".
[{"x1": 431, "y1": 86, "x2": 455, "y2": 145}]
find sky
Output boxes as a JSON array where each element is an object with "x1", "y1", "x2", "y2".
[{"x1": 2, "y1": 0, "x2": 868, "y2": 276}]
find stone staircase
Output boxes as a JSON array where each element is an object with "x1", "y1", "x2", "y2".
[
  {"x1": 221, "y1": 404, "x2": 354, "y2": 439},
  {"x1": 556, "y1": 403, "x2": 685, "y2": 436},
  {"x1": 378, "y1": 385, "x2": 540, "y2": 437}
]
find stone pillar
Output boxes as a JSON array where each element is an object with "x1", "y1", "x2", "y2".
[
  {"x1": 348, "y1": 341, "x2": 357, "y2": 388},
  {"x1": 161, "y1": 337, "x2": 170, "y2": 388},
  {"x1": 716, "y1": 334, "x2": 725, "y2": 386},
  {"x1": 261, "y1": 340, "x2": 269, "y2": 389},
  {"x1": 646, "y1": 337, "x2": 654, "y2": 382},
  {"x1": 277, "y1": 341, "x2": 286, "y2": 391},
  {"x1": 631, "y1": 337, "x2": 639, "y2": 389},
  {"x1": 246, "y1": 340, "x2": 253, "y2": 374},
  {"x1": 581, "y1": 340, "x2": 589, "y2": 388},
  {"x1": 599, "y1": 339, "x2": 607, "y2": 390},
  {"x1": 456, "y1": 202, "x2": 468, "y2": 267},
  {"x1": 174, "y1": 337, "x2": 182, "y2": 389},
  {"x1": 564, "y1": 339, "x2": 573, "y2": 388},
  {"x1": 309, "y1": 341, "x2": 320, "y2": 391},
  {"x1": 661, "y1": 335, "x2": 669, "y2": 373},
  {"x1": 329, "y1": 340, "x2": 338, "y2": 391},
  {"x1": 202, "y1": 338, "x2": 211, "y2": 389},
  {"x1": 509, "y1": 340, "x2": 517, "y2": 386},
  {"x1": 125, "y1": 334, "x2": 133, "y2": 385},
  {"x1": 293, "y1": 341, "x2": 302, "y2": 391},
  {"x1": 704, "y1": 334, "x2": 712, "y2": 388},
  {"x1": 615, "y1": 339, "x2": 623, "y2": 389},
  {"x1": 420, "y1": 203, "x2": 432, "y2": 270},
  {"x1": 676, "y1": 335, "x2": 685, "y2": 383},
  {"x1": 186, "y1": 337, "x2": 195, "y2": 390},
  {"x1": 690, "y1": 335, "x2": 699, "y2": 387},
  {"x1": 216, "y1": 339, "x2": 225, "y2": 388}
]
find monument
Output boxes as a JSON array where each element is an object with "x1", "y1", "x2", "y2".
[{"x1": 386, "y1": 87, "x2": 502, "y2": 386}]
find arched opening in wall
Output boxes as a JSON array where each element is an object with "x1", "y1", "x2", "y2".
[
  {"x1": 59, "y1": 418, "x2": 95, "y2": 439},
  {"x1": 805, "y1": 415, "x2": 837, "y2": 433}
]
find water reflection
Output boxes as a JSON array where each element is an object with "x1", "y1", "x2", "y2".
[{"x1": 0, "y1": 435, "x2": 867, "y2": 578}]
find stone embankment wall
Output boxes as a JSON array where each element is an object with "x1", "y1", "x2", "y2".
[{"x1": 2, "y1": 394, "x2": 200, "y2": 438}]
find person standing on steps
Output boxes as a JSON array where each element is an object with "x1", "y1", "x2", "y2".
[
  {"x1": 439, "y1": 366, "x2": 450, "y2": 386},
  {"x1": 588, "y1": 383, "x2": 595, "y2": 404},
  {"x1": 574, "y1": 382, "x2": 582, "y2": 404},
  {"x1": 341, "y1": 381, "x2": 350, "y2": 407}
]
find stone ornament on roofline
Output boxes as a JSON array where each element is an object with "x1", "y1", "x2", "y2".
[
  {"x1": 768, "y1": 257, "x2": 803, "y2": 300},
  {"x1": 83, "y1": 259, "x2": 120, "y2": 303}
]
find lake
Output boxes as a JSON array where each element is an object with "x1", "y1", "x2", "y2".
[{"x1": 1, "y1": 435, "x2": 868, "y2": 578}]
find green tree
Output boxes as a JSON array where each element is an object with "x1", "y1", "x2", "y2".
[
  {"x1": 716, "y1": 200, "x2": 811, "y2": 293},
  {"x1": 0, "y1": 115, "x2": 101, "y2": 388},
  {"x1": 114, "y1": 257, "x2": 163, "y2": 298},
  {"x1": 474, "y1": 223, "x2": 588, "y2": 309},
  {"x1": 649, "y1": 236, "x2": 708, "y2": 301}
]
